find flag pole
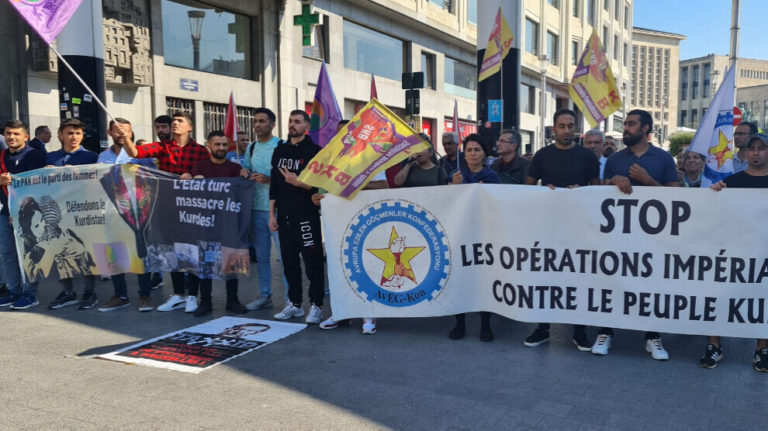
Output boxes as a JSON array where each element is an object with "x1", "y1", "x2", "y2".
[{"x1": 49, "y1": 43, "x2": 115, "y2": 123}]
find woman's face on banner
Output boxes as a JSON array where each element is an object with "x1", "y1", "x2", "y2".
[{"x1": 30, "y1": 210, "x2": 46, "y2": 241}]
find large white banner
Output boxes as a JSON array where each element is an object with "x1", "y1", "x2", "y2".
[{"x1": 323, "y1": 185, "x2": 768, "y2": 339}]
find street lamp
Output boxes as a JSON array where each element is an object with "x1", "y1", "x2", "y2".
[
  {"x1": 539, "y1": 55, "x2": 548, "y2": 151},
  {"x1": 188, "y1": 10, "x2": 205, "y2": 70}
]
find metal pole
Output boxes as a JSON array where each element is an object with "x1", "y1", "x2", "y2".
[
  {"x1": 539, "y1": 55, "x2": 547, "y2": 151},
  {"x1": 730, "y1": 0, "x2": 740, "y2": 68}
]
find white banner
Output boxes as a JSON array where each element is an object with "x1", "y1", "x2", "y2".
[{"x1": 323, "y1": 185, "x2": 768, "y2": 339}]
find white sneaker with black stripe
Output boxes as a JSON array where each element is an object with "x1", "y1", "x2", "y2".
[{"x1": 274, "y1": 303, "x2": 304, "y2": 320}]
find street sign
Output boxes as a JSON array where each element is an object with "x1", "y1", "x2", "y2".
[
  {"x1": 488, "y1": 99, "x2": 503, "y2": 123},
  {"x1": 733, "y1": 106, "x2": 742, "y2": 126},
  {"x1": 180, "y1": 78, "x2": 198, "y2": 92}
]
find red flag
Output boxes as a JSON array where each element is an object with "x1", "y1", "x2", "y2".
[
  {"x1": 224, "y1": 91, "x2": 238, "y2": 151},
  {"x1": 370, "y1": 74, "x2": 378, "y2": 99}
]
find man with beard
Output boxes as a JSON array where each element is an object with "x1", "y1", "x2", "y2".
[
  {"x1": 732, "y1": 121, "x2": 758, "y2": 173},
  {"x1": 270, "y1": 110, "x2": 325, "y2": 324},
  {"x1": 154, "y1": 115, "x2": 172, "y2": 142},
  {"x1": 597, "y1": 109, "x2": 679, "y2": 360},
  {"x1": 183, "y1": 131, "x2": 248, "y2": 317},
  {"x1": 523, "y1": 108, "x2": 599, "y2": 352}
]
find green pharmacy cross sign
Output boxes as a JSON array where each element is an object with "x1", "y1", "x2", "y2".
[{"x1": 294, "y1": 2, "x2": 320, "y2": 46}]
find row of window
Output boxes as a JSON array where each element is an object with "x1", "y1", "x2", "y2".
[
  {"x1": 428, "y1": 0, "x2": 477, "y2": 25},
  {"x1": 166, "y1": 97, "x2": 259, "y2": 142},
  {"x1": 556, "y1": 0, "x2": 630, "y2": 29},
  {"x1": 680, "y1": 63, "x2": 713, "y2": 100},
  {"x1": 740, "y1": 69, "x2": 768, "y2": 80},
  {"x1": 159, "y1": 0, "x2": 476, "y2": 97},
  {"x1": 525, "y1": 18, "x2": 628, "y2": 67}
]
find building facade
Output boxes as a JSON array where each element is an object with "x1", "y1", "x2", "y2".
[
  {"x1": 0, "y1": 0, "x2": 479, "y2": 147},
  {"x1": 678, "y1": 54, "x2": 768, "y2": 130},
  {"x1": 1, "y1": 0, "x2": 635, "y2": 155},
  {"x1": 629, "y1": 27, "x2": 685, "y2": 149},
  {"x1": 736, "y1": 84, "x2": 768, "y2": 130},
  {"x1": 518, "y1": 0, "x2": 634, "y2": 154}
]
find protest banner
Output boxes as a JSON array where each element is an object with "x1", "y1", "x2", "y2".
[
  {"x1": 8, "y1": 164, "x2": 253, "y2": 281},
  {"x1": 323, "y1": 185, "x2": 768, "y2": 339},
  {"x1": 569, "y1": 31, "x2": 623, "y2": 128},
  {"x1": 298, "y1": 99, "x2": 430, "y2": 199},
  {"x1": 99, "y1": 317, "x2": 306, "y2": 373}
]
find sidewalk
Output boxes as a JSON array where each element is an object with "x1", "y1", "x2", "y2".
[{"x1": 1, "y1": 264, "x2": 765, "y2": 430}]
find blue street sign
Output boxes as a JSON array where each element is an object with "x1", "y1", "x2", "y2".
[
  {"x1": 180, "y1": 78, "x2": 199, "y2": 92},
  {"x1": 488, "y1": 99, "x2": 503, "y2": 123}
]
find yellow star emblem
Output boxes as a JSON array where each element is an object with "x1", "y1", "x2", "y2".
[
  {"x1": 366, "y1": 226, "x2": 425, "y2": 286},
  {"x1": 708, "y1": 130, "x2": 734, "y2": 169}
]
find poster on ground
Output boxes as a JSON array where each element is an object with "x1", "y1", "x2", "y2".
[{"x1": 98, "y1": 317, "x2": 306, "y2": 373}]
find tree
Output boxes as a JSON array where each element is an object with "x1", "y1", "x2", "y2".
[{"x1": 668, "y1": 132, "x2": 694, "y2": 156}]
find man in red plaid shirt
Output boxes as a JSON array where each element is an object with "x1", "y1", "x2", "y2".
[{"x1": 120, "y1": 111, "x2": 210, "y2": 313}]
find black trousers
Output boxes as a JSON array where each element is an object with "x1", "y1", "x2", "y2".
[
  {"x1": 277, "y1": 212, "x2": 325, "y2": 307},
  {"x1": 170, "y1": 271, "x2": 199, "y2": 296}
]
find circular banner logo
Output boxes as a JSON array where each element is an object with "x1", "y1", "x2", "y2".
[{"x1": 342, "y1": 200, "x2": 450, "y2": 307}]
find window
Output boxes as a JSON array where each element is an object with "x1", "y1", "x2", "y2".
[
  {"x1": 521, "y1": 83, "x2": 535, "y2": 114},
  {"x1": 703, "y1": 62, "x2": 711, "y2": 98},
  {"x1": 692, "y1": 65, "x2": 699, "y2": 99},
  {"x1": 572, "y1": 0, "x2": 580, "y2": 17},
  {"x1": 467, "y1": 0, "x2": 477, "y2": 24},
  {"x1": 161, "y1": 0, "x2": 251, "y2": 79},
  {"x1": 521, "y1": 130, "x2": 534, "y2": 155},
  {"x1": 421, "y1": 52, "x2": 436, "y2": 90},
  {"x1": 571, "y1": 41, "x2": 579, "y2": 65},
  {"x1": 429, "y1": 0, "x2": 452, "y2": 11},
  {"x1": 444, "y1": 57, "x2": 476, "y2": 99},
  {"x1": 623, "y1": 42, "x2": 628, "y2": 66},
  {"x1": 680, "y1": 110, "x2": 687, "y2": 126},
  {"x1": 614, "y1": 0, "x2": 620, "y2": 20},
  {"x1": 343, "y1": 20, "x2": 403, "y2": 81},
  {"x1": 681, "y1": 66, "x2": 688, "y2": 100},
  {"x1": 525, "y1": 18, "x2": 539, "y2": 55},
  {"x1": 691, "y1": 109, "x2": 698, "y2": 127},
  {"x1": 547, "y1": 32, "x2": 559, "y2": 65},
  {"x1": 624, "y1": 5, "x2": 629, "y2": 28},
  {"x1": 547, "y1": 0, "x2": 559, "y2": 8},
  {"x1": 613, "y1": 34, "x2": 618, "y2": 59},
  {"x1": 302, "y1": 16, "x2": 328, "y2": 61},
  {"x1": 587, "y1": 0, "x2": 595, "y2": 26},
  {"x1": 166, "y1": 97, "x2": 194, "y2": 117},
  {"x1": 604, "y1": 0, "x2": 609, "y2": 10},
  {"x1": 203, "y1": 103, "x2": 258, "y2": 141}
]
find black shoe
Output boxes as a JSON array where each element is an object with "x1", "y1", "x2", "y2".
[
  {"x1": 448, "y1": 323, "x2": 465, "y2": 340},
  {"x1": 699, "y1": 344, "x2": 723, "y2": 369},
  {"x1": 193, "y1": 302, "x2": 212, "y2": 317},
  {"x1": 753, "y1": 348, "x2": 768, "y2": 372},
  {"x1": 49, "y1": 291, "x2": 78, "y2": 309},
  {"x1": 0, "y1": 284, "x2": 8, "y2": 297},
  {"x1": 523, "y1": 328, "x2": 550, "y2": 347},
  {"x1": 225, "y1": 301, "x2": 248, "y2": 314},
  {"x1": 479, "y1": 325, "x2": 494, "y2": 342},
  {"x1": 150, "y1": 273, "x2": 163, "y2": 290},
  {"x1": 249, "y1": 247, "x2": 257, "y2": 263},
  {"x1": 78, "y1": 293, "x2": 98, "y2": 309},
  {"x1": 572, "y1": 331, "x2": 591, "y2": 352}
]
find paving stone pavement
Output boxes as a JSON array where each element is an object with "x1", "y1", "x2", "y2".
[{"x1": 1, "y1": 256, "x2": 766, "y2": 430}]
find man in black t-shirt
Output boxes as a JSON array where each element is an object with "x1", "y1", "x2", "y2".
[
  {"x1": 523, "y1": 109, "x2": 599, "y2": 352},
  {"x1": 704, "y1": 132, "x2": 768, "y2": 372}
]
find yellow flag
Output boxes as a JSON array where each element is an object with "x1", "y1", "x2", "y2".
[
  {"x1": 568, "y1": 31, "x2": 623, "y2": 128},
  {"x1": 478, "y1": 6, "x2": 515, "y2": 82},
  {"x1": 298, "y1": 99, "x2": 430, "y2": 199}
]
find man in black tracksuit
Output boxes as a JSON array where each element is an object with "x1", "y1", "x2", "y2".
[{"x1": 269, "y1": 110, "x2": 325, "y2": 324}]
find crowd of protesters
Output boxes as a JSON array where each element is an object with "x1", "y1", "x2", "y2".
[{"x1": 1, "y1": 106, "x2": 767, "y2": 372}]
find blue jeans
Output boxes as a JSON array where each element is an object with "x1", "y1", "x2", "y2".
[
  {"x1": 111, "y1": 272, "x2": 151, "y2": 298},
  {"x1": 0, "y1": 214, "x2": 36, "y2": 296},
  {"x1": 252, "y1": 210, "x2": 288, "y2": 300}
]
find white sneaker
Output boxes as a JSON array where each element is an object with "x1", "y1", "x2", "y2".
[
  {"x1": 319, "y1": 316, "x2": 340, "y2": 329},
  {"x1": 645, "y1": 337, "x2": 669, "y2": 361},
  {"x1": 245, "y1": 296, "x2": 273, "y2": 311},
  {"x1": 591, "y1": 334, "x2": 612, "y2": 356},
  {"x1": 362, "y1": 318, "x2": 376, "y2": 334},
  {"x1": 274, "y1": 303, "x2": 304, "y2": 320},
  {"x1": 185, "y1": 296, "x2": 198, "y2": 313},
  {"x1": 305, "y1": 304, "x2": 323, "y2": 324},
  {"x1": 156, "y1": 295, "x2": 186, "y2": 312}
]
